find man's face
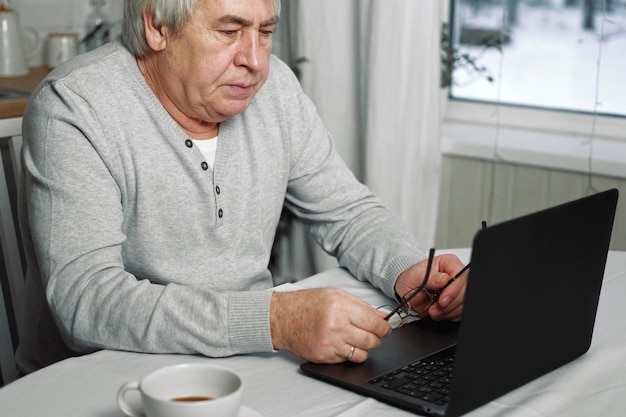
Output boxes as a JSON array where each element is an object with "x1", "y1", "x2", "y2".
[{"x1": 154, "y1": 0, "x2": 278, "y2": 125}]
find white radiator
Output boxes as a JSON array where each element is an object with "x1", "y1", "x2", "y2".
[{"x1": 435, "y1": 155, "x2": 626, "y2": 251}]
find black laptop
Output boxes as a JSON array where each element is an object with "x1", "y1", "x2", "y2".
[{"x1": 301, "y1": 188, "x2": 618, "y2": 416}]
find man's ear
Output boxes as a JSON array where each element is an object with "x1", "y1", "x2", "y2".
[{"x1": 142, "y1": 8, "x2": 168, "y2": 52}]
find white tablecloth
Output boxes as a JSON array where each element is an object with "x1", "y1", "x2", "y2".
[{"x1": 1, "y1": 249, "x2": 626, "y2": 417}]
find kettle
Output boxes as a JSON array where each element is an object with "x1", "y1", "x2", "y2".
[{"x1": 0, "y1": 5, "x2": 39, "y2": 76}]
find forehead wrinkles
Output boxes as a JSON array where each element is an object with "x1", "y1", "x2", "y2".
[
  {"x1": 217, "y1": 14, "x2": 279, "y2": 27},
  {"x1": 203, "y1": 0, "x2": 278, "y2": 24}
]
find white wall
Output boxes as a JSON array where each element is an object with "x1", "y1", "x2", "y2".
[{"x1": 11, "y1": 0, "x2": 124, "y2": 67}]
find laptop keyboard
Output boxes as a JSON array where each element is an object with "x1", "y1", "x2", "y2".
[{"x1": 367, "y1": 349, "x2": 456, "y2": 406}]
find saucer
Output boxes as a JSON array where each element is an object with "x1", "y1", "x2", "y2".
[{"x1": 238, "y1": 405, "x2": 262, "y2": 417}]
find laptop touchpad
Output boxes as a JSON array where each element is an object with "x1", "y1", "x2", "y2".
[{"x1": 301, "y1": 322, "x2": 458, "y2": 385}]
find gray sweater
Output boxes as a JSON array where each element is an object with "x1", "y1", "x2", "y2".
[{"x1": 17, "y1": 40, "x2": 424, "y2": 373}]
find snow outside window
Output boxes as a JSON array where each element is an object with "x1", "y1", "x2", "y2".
[{"x1": 445, "y1": 0, "x2": 626, "y2": 142}]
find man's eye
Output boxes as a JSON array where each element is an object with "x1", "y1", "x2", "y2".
[{"x1": 221, "y1": 30, "x2": 237, "y2": 36}]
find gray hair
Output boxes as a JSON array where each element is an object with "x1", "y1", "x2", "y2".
[{"x1": 122, "y1": 0, "x2": 281, "y2": 57}]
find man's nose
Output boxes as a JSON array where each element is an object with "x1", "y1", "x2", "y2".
[{"x1": 234, "y1": 32, "x2": 264, "y2": 70}]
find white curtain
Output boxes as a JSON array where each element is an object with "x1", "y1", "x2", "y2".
[
  {"x1": 275, "y1": 0, "x2": 445, "y2": 277},
  {"x1": 361, "y1": 1, "x2": 444, "y2": 246}
]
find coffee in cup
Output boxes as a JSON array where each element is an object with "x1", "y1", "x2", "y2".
[{"x1": 117, "y1": 363, "x2": 243, "y2": 417}]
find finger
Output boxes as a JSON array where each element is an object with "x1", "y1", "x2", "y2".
[
  {"x1": 430, "y1": 292, "x2": 464, "y2": 321},
  {"x1": 436, "y1": 254, "x2": 466, "y2": 274},
  {"x1": 427, "y1": 271, "x2": 452, "y2": 288},
  {"x1": 435, "y1": 256, "x2": 468, "y2": 283},
  {"x1": 345, "y1": 346, "x2": 368, "y2": 363},
  {"x1": 427, "y1": 257, "x2": 465, "y2": 288},
  {"x1": 440, "y1": 285, "x2": 465, "y2": 309},
  {"x1": 333, "y1": 298, "x2": 389, "y2": 355},
  {"x1": 440, "y1": 302, "x2": 464, "y2": 322},
  {"x1": 432, "y1": 260, "x2": 469, "y2": 309},
  {"x1": 437, "y1": 276, "x2": 466, "y2": 307},
  {"x1": 334, "y1": 325, "x2": 380, "y2": 363},
  {"x1": 336, "y1": 344, "x2": 368, "y2": 363},
  {"x1": 344, "y1": 344, "x2": 356, "y2": 361},
  {"x1": 349, "y1": 303, "x2": 393, "y2": 338}
]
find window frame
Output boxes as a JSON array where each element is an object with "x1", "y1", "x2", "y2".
[
  {"x1": 443, "y1": 0, "x2": 626, "y2": 145},
  {"x1": 444, "y1": 99, "x2": 626, "y2": 143}
]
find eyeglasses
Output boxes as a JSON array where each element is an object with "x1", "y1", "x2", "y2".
[
  {"x1": 378, "y1": 248, "x2": 436, "y2": 329},
  {"x1": 380, "y1": 221, "x2": 486, "y2": 329}
]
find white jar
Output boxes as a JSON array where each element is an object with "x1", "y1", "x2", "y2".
[{"x1": 46, "y1": 32, "x2": 79, "y2": 69}]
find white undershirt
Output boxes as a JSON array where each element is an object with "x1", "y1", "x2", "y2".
[{"x1": 191, "y1": 137, "x2": 218, "y2": 169}]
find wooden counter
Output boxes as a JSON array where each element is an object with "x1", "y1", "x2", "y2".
[{"x1": 0, "y1": 66, "x2": 51, "y2": 119}]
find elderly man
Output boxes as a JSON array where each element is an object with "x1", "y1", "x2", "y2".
[{"x1": 17, "y1": 0, "x2": 467, "y2": 375}]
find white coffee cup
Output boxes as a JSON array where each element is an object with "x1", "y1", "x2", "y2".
[
  {"x1": 117, "y1": 363, "x2": 243, "y2": 417},
  {"x1": 46, "y1": 32, "x2": 78, "y2": 69}
]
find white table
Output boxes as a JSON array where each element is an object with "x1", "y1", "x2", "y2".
[{"x1": 1, "y1": 249, "x2": 626, "y2": 417}]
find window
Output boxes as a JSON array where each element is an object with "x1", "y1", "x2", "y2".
[{"x1": 444, "y1": 0, "x2": 626, "y2": 142}]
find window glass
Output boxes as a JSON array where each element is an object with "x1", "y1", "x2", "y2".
[{"x1": 447, "y1": 0, "x2": 626, "y2": 118}]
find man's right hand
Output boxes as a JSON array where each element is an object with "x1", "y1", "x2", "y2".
[{"x1": 270, "y1": 288, "x2": 391, "y2": 363}]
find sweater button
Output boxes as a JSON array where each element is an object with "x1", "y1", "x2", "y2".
[
  {"x1": 185, "y1": 139, "x2": 193, "y2": 148},
  {"x1": 201, "y1": 161, "x2": 209, "y2": 170},
  {"x1": 215, "y1": 185, "x2": 220, "y2": 195},
  {"x1": 218, "y1": 208, "x2": 223, "y2": 218}
]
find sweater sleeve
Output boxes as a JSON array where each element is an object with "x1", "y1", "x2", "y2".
[
  {"x1": 286, "y1": 141, "x2": 426, "y2": 298},
  {"x1": 270, "y1": 60, "x2": 427, "y2": 298}
]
